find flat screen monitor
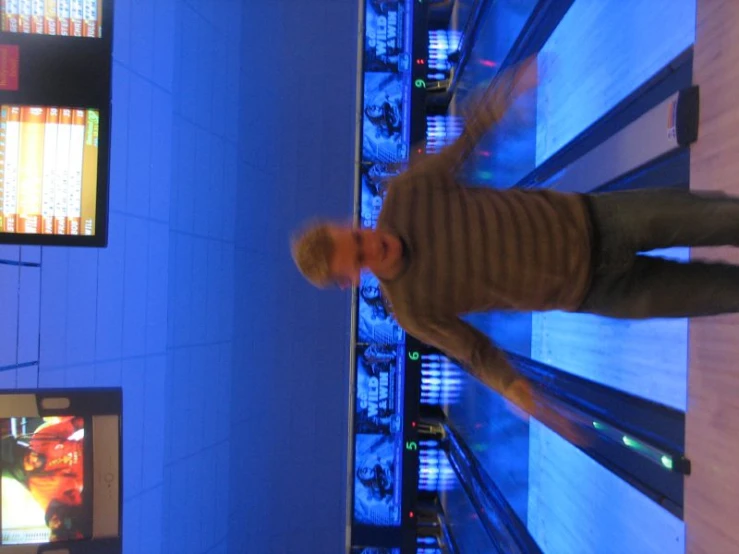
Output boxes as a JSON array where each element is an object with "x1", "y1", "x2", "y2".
[
  {"x1": 0, "y1": 104, "x2": 101, "y2": 240},
  {"x1": 362, "y1": 72, "x2": 409, "y2": 164},
  {"x1": 353, "y1": 433, "x2": 403, "y2": 527},
  {"x1": 0, "y1": 389, "x2": 121, "y2": 553},
  {"x1": 352, "y1": 343, "x2": 406, "y2": 527},
  {"x1": 364, "y1": 0, "x2": 408, "y2": 73},
  {"x1": 0, "y1": 0, "x2": 113, "y2": 247},
  {"x1": 2, "y1": 416, "x2": 90, "y2": 544},
  {"x1": 355, "y1": 343, "x2": 403, "y2": 436},
  {"x1": 357, "y1": 273, "x2": 405, "y2": 346}
]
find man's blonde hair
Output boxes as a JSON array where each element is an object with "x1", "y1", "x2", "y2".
[{"x1": 291, "y1": 222, "x2": 336, "y2": 288}]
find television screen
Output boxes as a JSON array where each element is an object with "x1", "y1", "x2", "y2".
[
  {"x1": 0, "y1": 105, "x2": 100, "y2": 237},
  {"x1": 351, "y1": 548, "x2": 401, "y2": 554},
  {"x1": 357, "y1": 273, "x2": 404, "y2": 345},
  {"x1": 359, "y1": 161, "x2": 402, "y2": 230},
  {"x1": 355, "y1": 343, "x2": 402, "y2": 435},
  {"x1": 353, "y1": 433, "x2": 402, "y2": 526},
  {"x1": 1, "y1": 416, "x2": 90, "y2": 545},
  {"x1": 362, "y1": 72, "x2": 409, "y2": 163},
  {"x1": 1, "y1": 0, "x2": 103, "y2": 38},
  {"x1": 364, "y1": 0, "x2": 408, "y2": 73}
]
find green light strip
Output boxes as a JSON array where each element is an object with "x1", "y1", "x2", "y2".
[{"x1": 592, "y1": 420, "x2": 675, "y2": 471}]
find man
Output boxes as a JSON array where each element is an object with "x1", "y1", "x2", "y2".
[
  {"x1": 357, "y1": 460, "x2": 394, "y2": 501},
  {"x1": 291, "y1": 57, "x2": 739, "y2": 431},
  {"x1": 46, "y1": 499, "x2": 86, "y2": 541},
  {"x1": 16, "y1": 416, "x2": 85, "y2": 511}
]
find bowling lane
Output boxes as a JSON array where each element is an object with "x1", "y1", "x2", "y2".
[
  {"x1": 420, "y1": 352, "x2": 530, "y2": 537},
  {"x1": 527, "y1": 421, "x2": 684, "y2": 554},
  {"x1": 452, "y1": 0, "x2": 540, "y2": 189},
  {"x1": 444, "y1": 367, "x2": 687, "y2": 553},
  {"x1": 448, "y1": 0, "x2": 696, "y2": 402},
  {"x1": 530, "y1": 249, "x2": 689, "y2": 411},
  {"x1": 530, "y1": 0, "x2": 695, "y2": 408},
  {"x1": 454, "y1": 0, "x2": 539, "y2": 98},
  {"x1": 441, "y1": 0, "x2": 694, "y2": 550},
  {"x1": 439, "y1": 485, "x2": 500, "y2": 553},
  {"x1": 535, "y1": 0, "x2": 696, "y2": 165},
  {"x1": 445, "y1": 376, "x2": 530, "y2": 523}
]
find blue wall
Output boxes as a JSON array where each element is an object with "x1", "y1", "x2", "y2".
[
  {"x1": 230, "y1": 0, "x2": 358, "y2": 553},
  {"x1": 0, "y1": 0, "x2": 359, "y2": 552}
]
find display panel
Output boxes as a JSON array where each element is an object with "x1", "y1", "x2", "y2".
[
  {"x1": 0, "y1": 390, "x2": 121, "y2": 553},
  {"x1": 353, "y1": 433, "x2": 403, "y2": 526},
  {"x1": 364, "y1": 0, "x2": 408, "y2": 73},
  {"x1": 357, "y1": 273, "x2": 405, "y2": 345},
  {"x1": 359, "y1": 161, "x2": 400, "y2": 229},
  {"x1": 362, "y1": 72, "x2": 410, "y2": 163},
  {"x1": 351, "y1": 548, "x2": 400, "y2": 554},
  {"x1": 1, "y1": 1, "x2": 103, "y2": 38},
  {"x1": 355, "y1": 343, "x2": 403, "y2": 435},
  {"x1": 351, "y1": 0, "x2": 419, "y2": 544},
  {"x1": 0, "y1": 105, "x2": 99, "y2": 237},
  {"x1": 1, "y1": 416, "x2": 89, "y2": 545}
]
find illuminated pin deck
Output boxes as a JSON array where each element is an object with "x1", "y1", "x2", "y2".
[
  {"x1": 418, "y1": 443, "x2": 457, "y2": 493},
  {"x1": 425, "y1": 115, "x2": 464, "y2": 154},
  {"x1": 419, "y1": 352, "x2": 464, "y2": 406},
  {"x1": 427, "y1": 29, "x2": 461, "y2": 80}
]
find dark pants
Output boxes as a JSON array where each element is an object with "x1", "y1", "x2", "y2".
[{"x1": 577, "y1": 188, "x2": 739, "y2": 319}]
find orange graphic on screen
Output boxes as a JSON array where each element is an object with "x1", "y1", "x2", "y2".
[
  {"x1": 19, "y1": 0, "x2": 33, "y2": 33},
  {"x1": 0, "y1": 105, "x2": 7, "y2": 230},
  {"x1": 56, "y1": 0, "x2": 70, "y2": 36},
  {"x1": 44, "y1": 0, "x2": 58, "y2": 35},
  {"x1": 2, "y1": 106, "x2": 21, "y2": 233},
  {"x1": 53, "y1": 107, "x2": 72, "y2": 234},
  {"x1": 41, "y1": 107, "x2": 59, "y2": 234},
  {"x1": 2, "y1": 0, "x2": 20, "y2": 33},
  {"x1": 17, "y1": 106, "x2": 45, "y2": 234},
  {"x1": 65, "y1": 108, "x2": 85, "y2": 235},
  {"x1": 31, "y1": 0, "x2": 45, "y2": 33},
  {"x1": 69, "y1": 0, "x2": 82, "y2": 37}
]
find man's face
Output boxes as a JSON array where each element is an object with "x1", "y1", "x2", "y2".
[
  {"x1": 49, "y1": 514, "x2": 62, "y2": 531},
  {"x1": 366, "y1": 105, "x2": 383, "y2": 118},
  {"x1": 358, "y1": 466, "x2": 375, "y2": 480},
  {"x1": 328, "y1": 226, "x2": 398, "y2": 288},
  {"x1": 23, "y1": 451, "x2": 44, "y2": 472},
  {"x1": 362, "y1": 285, "x2": 381, "y2": 301}
]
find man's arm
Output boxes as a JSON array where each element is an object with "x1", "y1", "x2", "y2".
[
  {"x1": 411, "y1": 317, "x2": 591, "y2": 443},
  {"x1": 410, "y1": 316, "x2": 522, "y2": 396},
  {"x1": 433, "y1": 56, "x2": 539, "y2": 174},
  {"x1": 30, "y1": 418, "x2": 77, "y2": 447}
]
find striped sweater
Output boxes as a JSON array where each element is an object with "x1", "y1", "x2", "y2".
[{"x1": 376, "y1": 63, "x2": 594, "y2": 393}]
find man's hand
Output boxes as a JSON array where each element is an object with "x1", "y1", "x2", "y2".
[
  {"x1": 508, "y1": 55, "x2": 539, "y2": 99},
  {"x1": 471, "y1": 55, "x2": 540, "y2": 130},
  {"x1": 503, "y1": 377, "x2": 536, "y2": 414}
]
